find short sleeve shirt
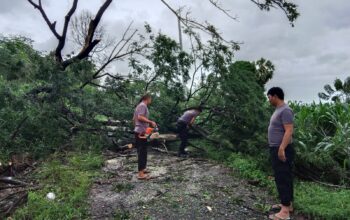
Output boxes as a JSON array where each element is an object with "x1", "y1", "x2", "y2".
[
  {"x1": 134, "y1": 102, "x2": 149, "y2": 134},
  {"x1": 268, "y1": 104, "x2": 294, "y2": 147},
  {"x1": 178, "y1": 110, "x2": 200, "y2": 124}
]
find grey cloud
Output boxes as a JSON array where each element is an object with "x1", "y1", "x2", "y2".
[{"x1": 0, "y1": 0, "x2": 27, "y2": 13}]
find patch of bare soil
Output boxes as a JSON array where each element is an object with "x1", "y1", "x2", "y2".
[{"x1": 89, "y1": 149, "x2": 285, "y2": 220}]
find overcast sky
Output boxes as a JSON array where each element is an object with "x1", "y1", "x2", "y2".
[{"x1": 1, "y1": 0, "x2": 350, "y2": 102}]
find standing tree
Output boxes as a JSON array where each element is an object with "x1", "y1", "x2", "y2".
[{"x1": 254, "y1": 58, "x2": 275, "y2": 86}]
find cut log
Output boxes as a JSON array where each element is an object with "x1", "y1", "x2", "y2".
[
  {"x1": 154, "y1": 134, "x2": 178, "y2": 142},
  {"x1": 0, "y1": 177, "x2": 28, "y2": 186}
]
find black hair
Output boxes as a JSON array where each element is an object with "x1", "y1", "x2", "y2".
[
  {"x1": 267, "y1": 87, "x2": 285, "y2": 100},
  {"x1": 185, "y1": 106, "x2": 203, "y2": 112},
  {"x1": 139, "y1": 93, "x2": 151, "y2": 102}
]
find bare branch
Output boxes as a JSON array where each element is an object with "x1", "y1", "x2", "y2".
[
  {"x1": 55, "y1": 0, "x2": 79, "y2": 62},
  {"x1": 80, "y1": 22, "x2": 144, "y2": 89},
  {"x1": 208, "y1": 0, "x2": 238, "y2": 20},
  {"x1": 160, "y1": 0, "x2": 230, "y2": 41},
  {"x1": 27, "y1": 0, "x2": 78, "y2": 62},
  {"x1": 62, "y1": 0, "x2": 113, "y2": 68},
  {"x1": 27, "y1": 0, "x2": 61, "y2": 39},
  {"x1": 93, "y1": 72, "x2": 125, "y2": 81},
  {"x1": 70, "y1": 10, "x2": 113, "y2": 57}
]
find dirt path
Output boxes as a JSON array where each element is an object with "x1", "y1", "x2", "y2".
[{"x1": 88, "y1": 149, "x2": 279, "y2": 220}]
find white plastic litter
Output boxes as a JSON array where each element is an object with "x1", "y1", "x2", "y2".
[
  {"x1": 206, "y1": 206, "x2": 213, "y2": 212},
  {"x1": 46, "y1": 192, "x2": 56, "y2": 200}
]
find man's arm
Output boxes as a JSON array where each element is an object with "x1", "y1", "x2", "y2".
[
  {"x1": 190, "y1": 116, "x2": 197, "y2": 125},
  {"x1": 138, "y1": 115, "x2": 156, "y2": 127},
  {"x1": 278, "y1": 124, "x2": 293, "y2": 161}
]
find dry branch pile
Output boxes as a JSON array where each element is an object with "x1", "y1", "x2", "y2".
[{"x1": 0, "y1": 154, "x2": 35, "y2": 217}]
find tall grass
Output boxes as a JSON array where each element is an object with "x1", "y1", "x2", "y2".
[{"x1": 291, "y1": 102, "x2": 350, "y2": 184}]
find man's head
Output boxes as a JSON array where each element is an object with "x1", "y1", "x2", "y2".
[
  {"x1": 196, "y1": 106, "x2": 203, "y2": 113},
  {"x1": 267, "y1": 87, "x2": 284, "y2": 107},
  {"x1": 141, "y1": 94, "x2": 152, "y2": 105}
]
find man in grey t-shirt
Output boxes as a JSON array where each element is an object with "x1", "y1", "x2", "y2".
[
  {"x1": 133, "y1": 94, "x2": 157, "y2": 180},
  {"x1": 267, "y1": 87, "x2": 294, "y2": 220},
  {"x1": 177, "y1": 107, "x2": 202, "y2": 157}
]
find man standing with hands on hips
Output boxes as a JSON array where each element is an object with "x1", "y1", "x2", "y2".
[
  {"x1": 267, "y1": 87, "x2": 295, "y2": 220},
  {"x1": 133, "y1": 94, "x2": 157, "y2": 180}
]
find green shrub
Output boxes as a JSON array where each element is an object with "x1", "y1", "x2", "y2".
[{"x1": 12, "y1": 152, "x2": 103, "y2": 220}]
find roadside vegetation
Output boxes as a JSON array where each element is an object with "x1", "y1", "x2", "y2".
[{"x1": 12, "y1": 152, "x2": 103, "y2": 219}]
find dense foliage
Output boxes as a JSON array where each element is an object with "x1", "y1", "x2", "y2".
[
  {"x1": 0, "y1": 37, "x2": 127, "y2": 160},
  {"x1": 2, "y1": 34, "x2": 350, "y2": 189},
  {"x1": 292, "y1": 102, "x2": 350, "y2": 184},
  {"x1": 204, "y1": 61, "x2": 271, "y2": 153}
]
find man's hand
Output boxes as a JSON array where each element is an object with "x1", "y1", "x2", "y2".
[
  {"x1": 150, "y1": 121, "x2": 157, "y2": 128},
  {"x1": 278, "y1": 147, "x2": 287, "y2": 162},
  {"x1": 138, "y1": 115, "x2": 157, "y2": 128}
]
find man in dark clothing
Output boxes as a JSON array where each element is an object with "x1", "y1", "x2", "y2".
[
  {"x1": 267, "y1": 87, "x2": 294, "y2": 220},
  {"x1": 133, "y1": 94, "x2": 157, "y2": 180},
  {"x1": 177, "y1": 107, "x2": 202, "y2": 157}
]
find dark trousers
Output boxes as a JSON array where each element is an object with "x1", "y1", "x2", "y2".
[
  {"x1": 135, "y1": 133, "x2": 148, "y2": 171},
  {"x1": 270, "y1": 145, "x2": 295, "y2": 206},
  {"x1": 177, "y1": 121, "x2": 188, "y2": 154}
]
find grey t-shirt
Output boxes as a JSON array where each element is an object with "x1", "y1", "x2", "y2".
[
  {"x1": 178, "y1": 110, "x2": 200, "y2": 124},
  {"x1": 134, "y1": 102, "x2": 149, "y2": 134},
  {"x1": 268, "y1": 104, "x2": 294, "y2": 147}
]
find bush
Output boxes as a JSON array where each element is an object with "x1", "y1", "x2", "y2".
[
  {"x1": 0, "y1": 37, "x2": 134, "y2": 160},
  {"x1": 12, "y1": 152, "x2": 103, "y2": 219},
  {"x1": 204, "y1": 61, "x2": 271, "y2": 154}
]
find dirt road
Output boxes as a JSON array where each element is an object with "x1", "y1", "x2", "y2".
[{"x1": 88, "y1": 149, "x2": 278, "y2": 220}]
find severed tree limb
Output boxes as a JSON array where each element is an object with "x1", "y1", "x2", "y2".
[
  {"x1": 188, "y1": 142, "x2": 207, "y2": 153},
  {"x1": 0, "y1": 191, "x2": 28, "y2": 217},
  {"x1": 0, "y1": 177, "x2": 28, "y2": 186},
  {"x1": 189, "y1": 125, "x2": 235, "y2": 151}
]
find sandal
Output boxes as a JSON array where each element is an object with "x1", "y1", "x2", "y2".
[
  {"x1": 270, "y1": 204, "x2": 294, "y2": 213},
  {"x1": 137, "y1": 174, "x2": 151, "y2": 180},
  {"x1": 143, "y1": 169, "x2": 151, "y2": 174},
  {"x1": 269, "y1": 213, "x2": 291, "y2": 220}
]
